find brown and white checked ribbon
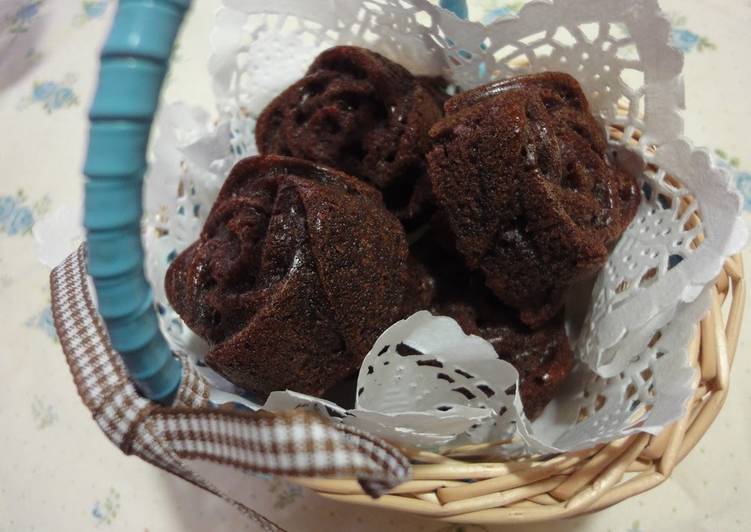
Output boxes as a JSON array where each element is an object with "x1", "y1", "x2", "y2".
[{"x1": 50, "y1": 246, "x2": 411, "y2": 531}]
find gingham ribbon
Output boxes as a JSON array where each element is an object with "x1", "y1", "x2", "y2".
[{"x1": 50, "y1": 246, "x2": 411, "y2": 532}]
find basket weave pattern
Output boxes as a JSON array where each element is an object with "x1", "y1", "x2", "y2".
[{"x1": 292, "y1": 256, "x2": 745, "y2": 523}]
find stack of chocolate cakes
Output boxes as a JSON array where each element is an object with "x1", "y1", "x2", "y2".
[{"x1": 165, "y1": 46, "x2": 640, "y2": 417}]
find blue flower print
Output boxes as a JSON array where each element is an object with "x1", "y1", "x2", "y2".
[
  {"x1": 92, "y1": 488, "x2": 120, "y2": 526},
  {"x1": 16, "y1": 1, "x2": 40, "y2": 21},
  {"x1": 31, "y1": 396, "x2": 58, "y2": 428},
  {"x1": 8, "y1": 205, "x2": 34, "y2": 235},
  {"x1": 20, "y1": 75, "x2": 78, "y2": 113},
  {"x1": 0, "y1": 196, "x2": 16, "y2": 226},
  {"x1": 0, "y1": 195, "x2": 34, "y2": 235},
  {"x1": 7, "y1": 1, "x2": 43, "y2": 33},
  {"x1": 32, "y1": 79, "x2": 78, "y2": 111},
  {"x1": 0, "y1": 191, "x2": 49, "y2": 236},
  {"x1": 671, "y1": 29, "x2": 700, "y2": 52},
  {"x1": 50, "y1": 85, "x2": 76, "y2": 109},
  {"x1": 26, "y1": 306, "x2": 58, "y2": 341},
  {"x1": 73, "y1": 1, "x2": 110, "y2": 25},
  {"x1": 32, "y1": 80, "x2": 56, "y2": 101},
  {"x1": 668, "y1": 14, "x2": 716, "y2": 53}
]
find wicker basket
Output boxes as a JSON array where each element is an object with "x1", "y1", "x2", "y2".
[
  {"x1": 77, "y1": 0, "x2": 746, "y2": 526},
  {"x1": 291, "y1": 255, "x2": 745, "y2": 523}
]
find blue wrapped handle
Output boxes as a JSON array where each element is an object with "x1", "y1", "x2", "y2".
[
  {"x1": 83, "y1": 0, "x2": 191, "y2": 403},
  {"x1": 439, "y1": 0, "x2": 469, "y2": 19}
]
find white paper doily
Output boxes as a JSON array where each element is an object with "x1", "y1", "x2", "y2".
[{"x1": 143, "y1": 0, "x2": 747, "y2": 455}]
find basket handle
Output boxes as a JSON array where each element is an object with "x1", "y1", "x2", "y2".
[
  {"x1": 83, "y1": 0, "x2": 191, "y2": 402},
  {"x1": 439, "y1": 0, "x2": 468, "y2": 19},
  {"x1": 82, "y1": 0, "x2": 467, "y2": 404}
]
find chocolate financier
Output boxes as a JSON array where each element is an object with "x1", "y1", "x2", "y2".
[
  {"x1": 428, "y1": 72, "x2": 640, "y2": 328},
  {"x1": 444, "y1": 301, "x2": 573, "y2": 419},
  {"x1": 166, "y1": 155, "x2": 409, "y2": 397},
  {"x1": 403, "y1": 242, "x2": 574, "y2": 418},
  {"x1": 255, "y1": 46, "x2": 444, "y2": 223}
]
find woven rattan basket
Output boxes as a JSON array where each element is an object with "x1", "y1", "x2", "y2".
[
  {"x1": 74, "y1": 0, "x2": 746, "y2": 526},
  {"x1": 291, "y1": 254, "x2": 745, "y2": 523}
]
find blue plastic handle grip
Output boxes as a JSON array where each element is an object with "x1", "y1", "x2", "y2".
[
  {"x1": 83, "y1": 0, "x2": 191, "y2": 403},
  {"x1": 439, "y1": 0, "x2": 469, "y2": 19}
]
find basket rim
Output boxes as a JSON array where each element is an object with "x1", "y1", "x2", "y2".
[{"x1": 288, "y1": 254, "x2": 745, "y2": 524}]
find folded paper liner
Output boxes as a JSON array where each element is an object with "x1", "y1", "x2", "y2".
[{"x1": 140, "y1": 0, "x2": 747, "y2": 456}]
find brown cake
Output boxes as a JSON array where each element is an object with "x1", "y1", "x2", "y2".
[
  {"x1": 404, "y1": 242, "x2": 574, "y2": 418},
  {"x1": 428, "y1": 72, "x2": 640, "y2": 328},
  {"x1": 255, "y1": 46, "x2": 444, "y2": 223},
  {"x1": 417, "y1": 75, "x2": 452, "y2": 108},
  {"x1": 445, "y1": 300, "x2": 573, "y2": 419},
  {"x1": 165, "y1": 155, "x2": 409, "y2": 397}
]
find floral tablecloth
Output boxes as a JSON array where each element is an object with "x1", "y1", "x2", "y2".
[{"x1": 1, "y1": 1, "x2": 749, "y2": 531}]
